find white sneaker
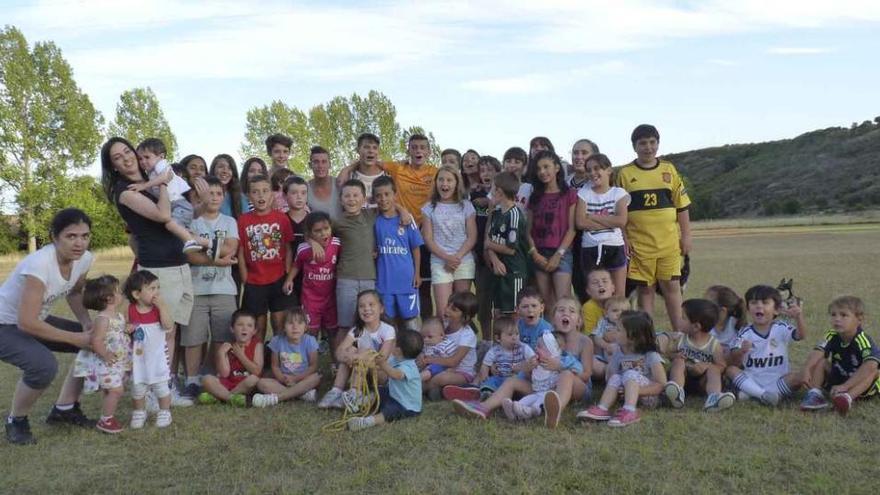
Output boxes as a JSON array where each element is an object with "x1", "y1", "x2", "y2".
[
  {"x1": 318, "y1": 389, "x2": 345, "y2": 409},
  {"x1": 301, "y1": 389, "x2": 317, "y2": 403},
  {"x1": 347, "y1": 416, "x2": 375, "y2": 431},
  {"x1": 342, "y1": 390, "x2": 364, "y2": 413},
  {"x1": 182, "y1": 240, "x2": 202, "y2": 253},
  {"x1": 130, "y1": 410, "x2": 147, "y2": 430},
  {"x1": 252, "y1": 393, "x2": 279, "y2": 408},
  {"x1": 155, "y1": 409, "x2": 172, "y2": 428},
  {"x1": 512, "y1": 401, "x2": 535, "y2": 420},
  {"x1": 501, "y1": 398, "x2": 517, "y2": 420},
  {"x1": 170, "y1": 386, "x2": 194, "y2": 407},
  {"x1": 664, "y1": 381, "x2": 685, "y2": 409}
]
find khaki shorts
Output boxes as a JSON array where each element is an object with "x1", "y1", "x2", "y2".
[
  {"x1": 626, "y1": 254, "x2": 680, "y2": 286},
  {"x1": 138, "y1": 264, "x2": 194, "y2": 326}
]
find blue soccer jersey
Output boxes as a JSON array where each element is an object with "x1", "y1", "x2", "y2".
[{"x1": 375, "y1": 214, "x2": 424, "y2": 295}]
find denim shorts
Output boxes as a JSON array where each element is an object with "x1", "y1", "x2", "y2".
[{"x1": 536, "y1": 247, "x2": 574, "y2": 274}]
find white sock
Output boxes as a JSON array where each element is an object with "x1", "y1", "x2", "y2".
[
  {"x1": 185, "y1": 376, "x2": 200, "y2": 387},
  {"x1": 622, "y1": 405, "x2": 636, "y2": 412},
  {"x1": 734, "y1": 373, "x2": 765, "y2": 398},
  {"x1": 55, "y1": 403, "x2": 74, "y2": 411}
]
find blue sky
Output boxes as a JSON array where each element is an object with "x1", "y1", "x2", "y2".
[{"x1": 7, "y1": 0, "x2": 880, "y2": 176}]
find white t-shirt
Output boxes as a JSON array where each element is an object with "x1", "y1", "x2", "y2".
[
  {"x1": 737, "y1": 321, "x2": 799, "y2": 389},
  {"x1": 487, "y1": 182, "x2": 532, "y2": 209},
  {"x1": 190, "y1": 213, "x2": 239, "y2": 296},
  {"x1": 421, "y1": 201, "x2": 476, "y2": 264},
  {"x1": 151, "y1": 159, "x2": 190, "y2": 202},
  {"x1": 578, "y1": 186, "x2": 629, "y2": 248},
  {"x1": 349, "y1": 321, "x2": 396, "y2": 352},
  {"x1": 351, "y1": 169, "x2": 385, "y2": 208},
  {"x1": 446, "y1": 325, "x2": 477, "y2": 374},
  {"x1": 0, "y1": 244, "x2": 94, "y2": 324}
]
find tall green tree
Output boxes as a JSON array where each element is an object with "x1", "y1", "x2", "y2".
[
  {"x1": 108, "y1": 86, "x2": 178, "y2": 159},
  {"x1": 400, "y1": 125, "x2": 442, "y2": 164},
  {"x1": 241, "y1": 91, "x2": 438, "y2": 175},
  {"x1": 0, "y1": 26, "x2": 104, "y2": 252}
]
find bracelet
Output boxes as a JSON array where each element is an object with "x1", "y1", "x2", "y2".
[{"x1": 556, "y1": 248, "x2": 566, "y2": 256}]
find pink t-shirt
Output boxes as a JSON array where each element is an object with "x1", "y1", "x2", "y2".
[
  {"x1": 295, "y1": 237, "x2": 340, "y2": 310},
  {"x1": 529, "y1": 189, "x2": 577, "y2": 249}
]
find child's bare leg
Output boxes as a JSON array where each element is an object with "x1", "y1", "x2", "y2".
[
  {"x1": 101, "y1": 387, "x2": 124, "y2": 417},
  {"x1": 622, "y1": 378, "x2": 641, "y2": 409},
  {"x1": 597, "y1": 381, "x2": 620, "y2": 409},
  {"x1": 837, "y1": 364, "x2": 880, "y2": 397},
  {"x1": 669, "y1": 357, "x2": 686, "y2": 386},
  {"x1": 808, "y1": 360, "x2": 830, "y2": 390},
  {"x1": 658, "y1": 279, "x2": 683, "y2": 331},
  {"x1": 655, "y1": 333, "x2": 672, "y2": 355},
  {"x1": 610, "y1": 268, "x2": 626, "y2": 298},
  {"x1": 201, "y1": 375, "x2": 232, "y2": 401},
  {"x1": 783, "y1": 371, "x2": 805, "y2": 393},
  {"x1": 257, "y1": 378, "x2": 286, "y2": 394},
  {"x1": 157, "y1": 393, "x2": 171, "y2": 410},
  {"x1": 427, "y1": 370, "x2": 466, "y2": 394},
  {"x1": 592, "y1": 359, "x2": 606, "y2": 380},
  {"x1": 230, "y1": 375, "x2": 260, "y2": 395},
  {"x1": 551, "y1": 271, "x2": 572, "y2": 310},
  {"x1": 481, "y1": 377, "x2": 532, "y2": 411},
  {"x1": 554, "y1": 371, "x2": 587, "y2": 410},
  {"x1": 269, "y1": 311, "x2": 286, "y2": 339},
  {"x1": 637, "y1": 285, "x2": 655, "y2": 316},
  {"x1": 277, "y1": 374, "x2": 321, "y2": 401},
  {"x1": 706, "y1": 365, "x2": 723, "y2": 395},
  {"x1": 255, "y1": 315, "x2": 267, "y2": 343},
  {"x1": 333, "y1": 362, "x2": 352, "y2": 390}
]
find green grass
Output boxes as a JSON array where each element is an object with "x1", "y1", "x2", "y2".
[{"x1": 3, "y1": 228, "x2": 880, "y2": 493}]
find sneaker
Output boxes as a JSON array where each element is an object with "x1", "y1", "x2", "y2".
[
  {"x1": 451, "y1": 399, "x2": 488, "y2": 420},
  {"x1": 760, "y1": 389, "x2": 780, "y2": 407},
  {"x1": 664, "y1": 381, "x2": 685, "y2": 409},
  {"x1": 441, "y1": 385, "x2": 481, "y2": 402},
  {"x1": 46, "y1": 402, "x2": 96, "y2": 428},
  {"x1": 514, "y1": 401, "x2": 538, "y2": 420},
  {"x1": 342, "y1": 390, "x2": 364, "y2": 413},
  {"x1": 96, "y1": 416, "x2": 123, "y2": 434},
  {"x1": 800, "y1": 389, "x2": 830, "y2": 411},
  {"x1": 577, "y1": 405, "x2": 612, "y2": 421},
  {"x1": 228, "y1": 393, "x2": 247, "y2": 408},
  {"x1": 170, "y1": 386, "x2": 194, "y2": 407},
  {"x1": 347, "y1": 416, "x2": 375, "y2": 432},
  {"x1": 301, "y1": 389, "x2": 317, "y2": 403},
  {"x1": 608, "y1": 408, "x2": 641, "y2": 427},
  {"x1": 155, "y1": 410, "x2": 172, "y2": 428},
  {"x1": 182, "y1": 239, "x2": 202, "y2": 253},
  {"x1": 252, "y1": 393, "x2": 279, "y2": 408},
  {"x1": 544, "y1": 391, "x2": 562, "y2": 429},
  {"x1": 832, "y1": 392, "x2": 853, "y2": 416},
  {"x1": 5, "y1": 417, "x2": 36, "y2": 445},
  {"x1": 318, "y1": 389, "x2": 345, "y2": 409},
  {"x1": 197, "y1": 392, "x2": 219, "y2": 405},
  {"x1": 180, "y1": 383, "x2": 201, "y2": 402},
  {"x1": 500, "y1": 398, "x2": 517, "y2": 421},
  {"x1": 130, "y1": 410, "x2": 147, "y2": 429},
  {"x1": 704, "y1": 392, "x2": 736, "y2": 412}
]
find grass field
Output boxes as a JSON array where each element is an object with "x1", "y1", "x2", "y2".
[{"x1": 2, "y1": 225, "x2": 880, "y2": 494}]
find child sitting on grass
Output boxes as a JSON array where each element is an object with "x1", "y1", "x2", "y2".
[
  {"x1": 253, "y1": 308, "x2": 321, "y2": 407},
  {"x1": 348, "y1": 329, "x2": 425, "y2": 431},
  {"x1": 199, "y1": 310, "x2": 264, "y2": 407},
  {"x1": 704, "y1": 285, "x2": 746, "y2": 355},
  {"x1": 592, "y1": 296, "x2": 628, "y2": 380},
  {"x1": 801, "y1": 296, "x2": 880, "y2": 415},
  {"x1": 582, "y1": 268, "x2": 616, "y2": 337},
  {"x1": 578, "y1": 310, "x2": 666, "y2": 427},
  {"x1": 664, "y1": 299, "x2": 735, "y2": 412},
  {"x1": 427, "y1": 291, "x2": 479, "y2": 400},
  {"x1": 725, "y1": 285, "x2": 805, "y2": 406},
  {"x1": 418, "y1": 317, "x2": 456, "y2": 383}
]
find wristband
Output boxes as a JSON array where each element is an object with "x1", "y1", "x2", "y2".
[{"x1": 556, "y1": 248, "x2": 566, "y2": 256}]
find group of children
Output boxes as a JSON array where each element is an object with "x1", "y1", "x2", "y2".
[{"x1": 70, "y1": 125, "x2": 878, "y2": 433}]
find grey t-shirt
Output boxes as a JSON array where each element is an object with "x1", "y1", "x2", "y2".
[
  {"x1": 190, "y1": 213, "x2": 239, "y2": 296},
  {"x1": 307, "y1": 179, "x2": 342, "y2": 222},
  {"x1": 607, "y1": 351, "x2": 663, "y2": 382},
  {"x1": 420, "y1": 201, "x2": 475, "y2": 264},
  {"x1": 334, "y1": 210, "x2": 377, "y2": 280}
]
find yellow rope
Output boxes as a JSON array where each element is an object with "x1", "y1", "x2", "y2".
[{"x1": 321, "y1": 351, "x2": 382, "y2": 433}]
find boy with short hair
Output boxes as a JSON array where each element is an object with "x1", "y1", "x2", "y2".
[
  {"x1": 181, "y1": 176, "x2": 240, "y2": 399},
  {"x1": 237, "y1": 174, "x2": 295, "y2": 342},
  {"x1": 134, "y1": 138, "x2": 207, "y2": 253},
  {"x1": 348, "y1": 329, "x2": 425, "y2": 431},
  {"x1": 373, "y1": 176, "x2": 423, "y2": 331},
  {"x1": 801, "y1": 296, "x2": 880, "y2": 415},
  {"x1": 502, "y1": 146, "x2": 532, "y2": 208},
  {"x1": 516, "y1": 287, "x2": 552, "y2": 350},
  {"x1": 265, "y1": 133, "x2": 293, "y2": 175},
  {"x1": 349, "y1": 133, "x2": 387, "y2": 207},
  {"x1": 582, "y1": 268, "x2": 615, "y2": 335},
  {"x1": 615, "y1": 124, "x2": 691, "y2": 331},
  {"x1": 485, "y1": 172, "x2": 529, "y2": 320},
  {"x1": 441, "y1": 148, "x2": 462, "y2": 168}
]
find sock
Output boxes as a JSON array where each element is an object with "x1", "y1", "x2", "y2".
[
  {"x1": 55, "y1": 403, "x2": 74, "y2": 411},
  {"x1": 597, "y1": 404, "x2": 608, "y2": 411},
  {"x1": 810, "y1": 387, "x2": 823, "y2": 395},
  {"x1": 776, "y1": 377, "x2": 792, "y2": 397},
  {"x1": 185, "y1": 376, "x2": 200, "y2": 387},
  {"x1": 733, "y1": 374, "x2": 765, "y2": 398},
  {"x1": 100, "y1": 415, "x2": 112, "y2": 421},
  {"x1": 332, "y1": 387, "x2": 342, "y2": 393},
  {"x1": 622, "y1": 405, "x2": 636, "y2": 412}
]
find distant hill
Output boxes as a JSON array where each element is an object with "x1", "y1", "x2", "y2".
[{"x1": 663, "y1": 117, "x2": 880, "y2": 219}]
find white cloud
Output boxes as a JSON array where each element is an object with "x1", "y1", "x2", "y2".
[
  {"x1": 767, "y1": 47, "x2": 834, "y2": 55},
  {"x1": 707, "y1": 58, "x2": 739, "y2": 66},
  {"x1": 462, "y1": 60, "x2": 629, "y2": 94}
]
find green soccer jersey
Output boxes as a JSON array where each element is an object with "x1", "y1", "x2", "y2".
[{"x1": 488, "y1": 204, "x2": 529, "y2": 275}]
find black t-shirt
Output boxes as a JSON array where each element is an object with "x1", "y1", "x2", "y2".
[
  {"x1": 817, "y1": 328, "x2": 880, "y2": 384},
  {"x1": 114, "y1": 179, "x2": 186, "y2": 268},
  {"x1": 470, "y1": 188, "x2": 490, "y2": 265}
]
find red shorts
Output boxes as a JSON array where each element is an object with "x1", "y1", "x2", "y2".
[
  {"x1": 219, "y1": 374, "x2": 248, "y2": 391},
  {"x1": 304, "y1": 299, "x2": 337, "y2": 334}
]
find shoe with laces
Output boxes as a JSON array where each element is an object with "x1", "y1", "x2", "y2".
[
  {"x1": 577, "y1": 405, "x2": 612, "y2": 421},
  {"x1": 180, "y1": 383, "x2": 201, "y2": 402},
  {"x1": 155, "y1": 410, "x2": 172, "y2": 428},
  {"x1": 347, "y1": 416, "x2": 376, "y2": 431},
  {"x1": 544, "y1": 391, "x2": 562, "y2": 429},
  {"x1": 608, "y1": 408, "x2": 641, "y2": 427},
  {"x1": 342, "y1": 390, "x2": 364, "y2": 413},
  {"x1": 832, "y1": 392, "x2": 853, "y2": 416},
  {"x1": 301, "y1": 389, "x2": 317, "y2": 403},
  {"x1": 170, "y1": 385, "x2": 194, "y2": 408},
  {"x1": 760, "y1": 389, "x2": 780, "y2": 407},
  {"x1": 704, "y1": 392, "x2": 736, "y2": 412},
  {"x1": 96, "y1": 416, "x2": 123, "y2": 434},
  {"x1": 46, "y1": 402, "x2": 96, "y2": 428},
  {"x1": 5, "y1": 416, "x2": 36, "y2": 445},
  {"x1": 318, "y1": 389, "x2": 345, "y2": 409},
  {"x1": 252, "y1": 393, "x2": 279, "y2": 408},
  {"x1": 800, "y1": 389, "x2": 830, "y2": 411},
  {"x1": 500, "y1": 398, "x2": 517, "y2": 420},
  {"x1": 664, "y1": 381, "x2": 685, "y2": 409},
  {"x1": 130, "y1": 410, "x2": 147, "y2": 429},
  {"x1": 452, "y1": 399, "x2": 488, "y2": 419}
]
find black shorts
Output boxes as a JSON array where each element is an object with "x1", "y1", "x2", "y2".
[
  {"x1": 581, "y1": 245, "x2": 627, "y2": 272},
  {"x1": 419, "y1": 244, "x2": 431, "y2": 281},
  {"x1": 242, "y1": 276, "x2": 296, "y2": 315}
]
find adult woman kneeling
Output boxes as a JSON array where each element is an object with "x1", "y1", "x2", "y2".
[{"x1": 1, "y1": 209, "x2": 97, "y2": 445}]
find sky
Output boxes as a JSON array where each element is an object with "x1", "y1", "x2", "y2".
[{"x1": 6, "y1": 0, "x2": 880, "y2": 177}]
